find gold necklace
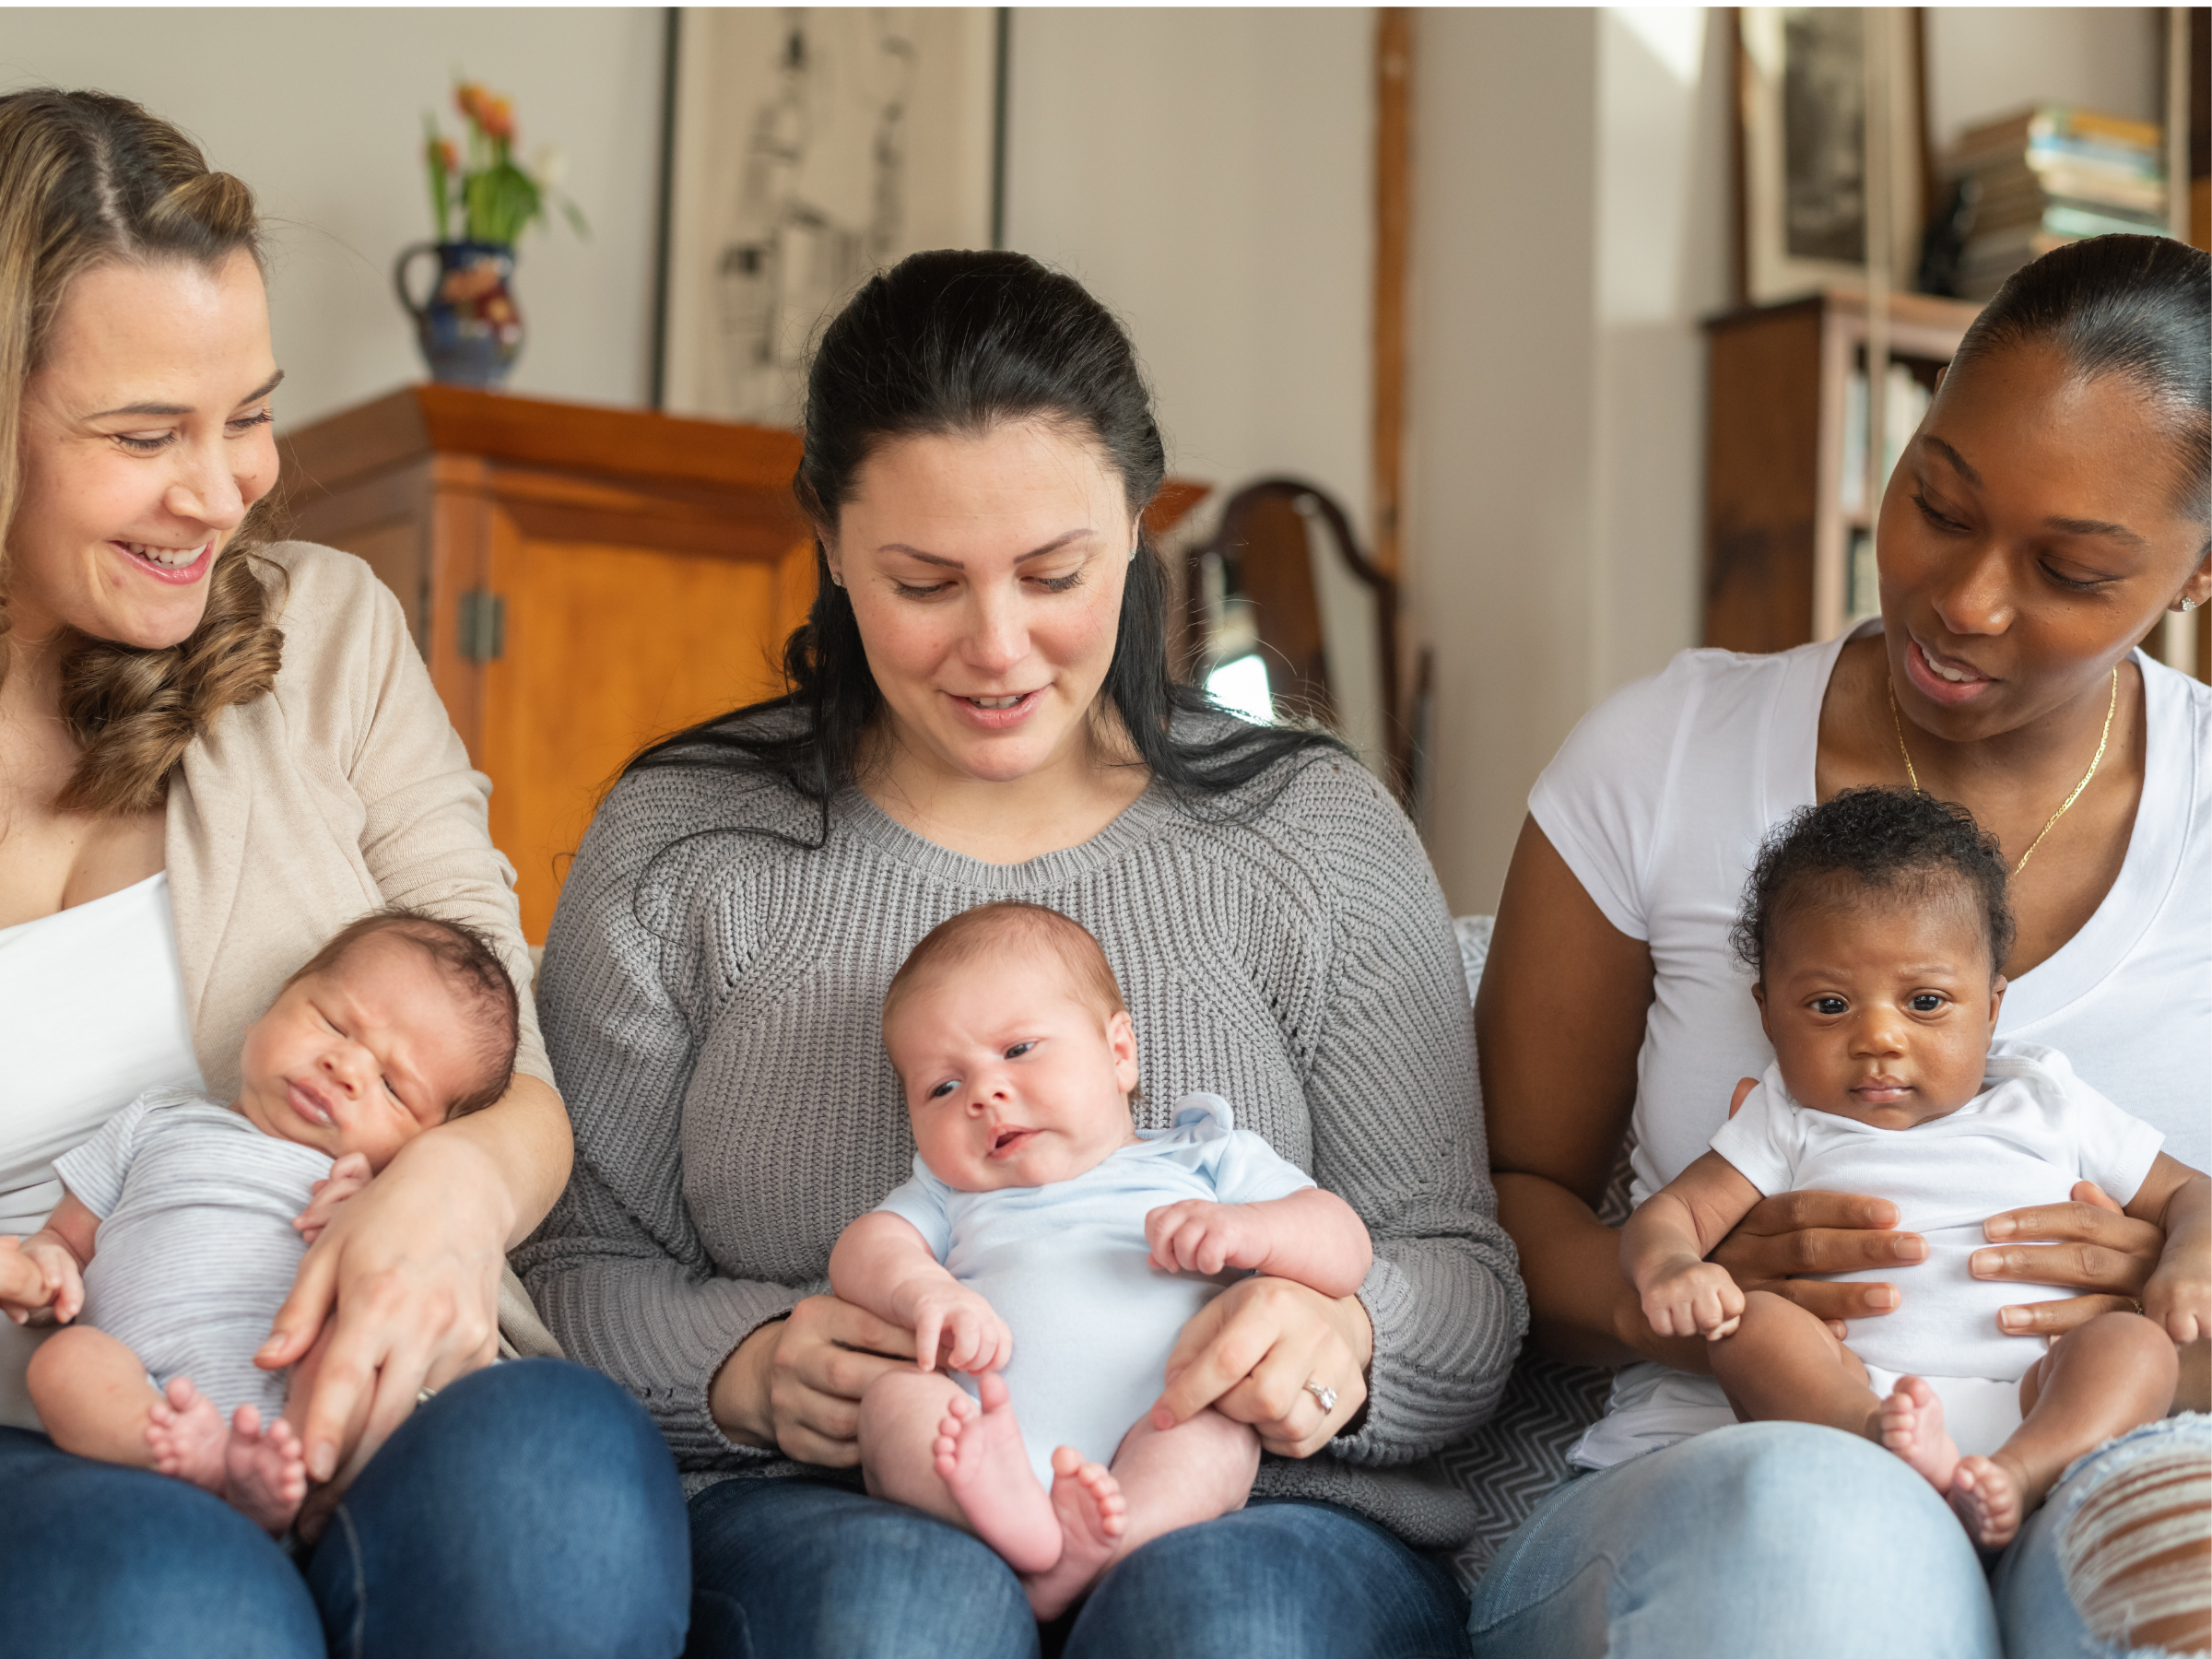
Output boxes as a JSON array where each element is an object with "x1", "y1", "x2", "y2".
[{"x1": 1888, "y1": 665, "x2": 2117, "y2": 876}]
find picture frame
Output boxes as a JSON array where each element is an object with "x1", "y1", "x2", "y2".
[
  {"x1": 656, "y1": 7, "x2": 1002, "y2": 426},
  {"x1": 1735, "y1": 7, "x2": 1925, "y2": 304}
]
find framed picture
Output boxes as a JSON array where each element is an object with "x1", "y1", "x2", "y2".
[
  {"x1": 1735, "y1": 7, "x2": 1924, "y2": 304},
  {"x1": 658, "y1": 7, "x2": 1001, "y2": 425}
]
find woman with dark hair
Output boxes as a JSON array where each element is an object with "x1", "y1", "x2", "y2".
[
  {"x1": 518, "y1": 249, "x2": 1524, "y2": 1655},
  {"x1": 1469, "y1": 234, "x2": 2209, "y2": 1656},
  {"x1": 0, "y1": 88, "x2": 687, "y2": 1657}
]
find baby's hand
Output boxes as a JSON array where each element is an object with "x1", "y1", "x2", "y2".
[
  {"x1": 1145, "y1": 1200, "x2": 1267, "y2": 1277},
  {"x1": 2142, "y1": 1254, "x2": 2208, "y2": 1347},
  {"x1": 904, "y1": 1282, "x2": 1013, "y2": 1375},
  {"x1": 0, "y1": 1235, "x2": 84, "y2": 1325},
  {"x1": 292, "y1": 1153, "x2": 373, "y2": 1246},
  {"x1": 1639, "y1": 1256, "x2": 1744, "y2": 1341}
]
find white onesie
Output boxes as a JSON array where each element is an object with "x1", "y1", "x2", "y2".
[
  {"x1": 1708, "y1": 1039, "x2": 2165, "y2": 1453},
  {"x1": 874, "y1": 1094, "x2": 1315, "y2": 1486}
]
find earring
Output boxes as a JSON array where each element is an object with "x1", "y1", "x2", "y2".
[{"x1": 2183, "y1": 596, "x2": 2201, "y2": 612}]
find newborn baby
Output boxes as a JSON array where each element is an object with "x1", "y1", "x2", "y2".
[
  {"x1": 0, "y1": 909, "x2": 518, "y2": 1532},
  {"x1": 1623, "y1": 788, "x2": 2206, "y2": 1547},
  {"x1": 830, "y1": 902, "x2": 1371, "y2": 1619}
]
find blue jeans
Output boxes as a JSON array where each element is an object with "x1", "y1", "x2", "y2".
[
  {"x1": 1465, "y1": 1421, "x2": 2001, "y2": 1658},
  {"x1": 1993, "y1": 1415, "x2": 2211, "y2": 1659},
  {"x1": 686, "y1": 1477, "x2": 1470, "y2": 1658},
  {"x1": 0, "y1": 1359, "x2": 689, "y2": 1659}
]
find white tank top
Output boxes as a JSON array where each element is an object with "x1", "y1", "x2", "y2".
[{"x1": 0, "y1": 871, "x2": 203, "y2": 1428}]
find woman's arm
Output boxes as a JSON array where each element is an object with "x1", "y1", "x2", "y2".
[
  {"x1": 1154, "y1": 762, "x2": 1524, "y2": 1461},
  {"x1": 510, "y1": 779, "x2": 814, "y2": 1465},
  {"x1": 1482, "y1": 818, "x2": 1926, "y2": 1373},
  {"x1": 254, "y1": 556, "x2": 577, "y2": 1482}
]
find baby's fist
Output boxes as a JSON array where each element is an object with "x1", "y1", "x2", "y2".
[
  {"x1": 0, "y1": 1237, "x2": 83, "y2": 1325},
  {"x1": 2142, "y1": 1261, "x2": 2208, "y2": 1347},
  {"x1": 1145, "y1": 1201, "x2": 1262, "y2": 1278},
  {"x1": 909, "y1": 1285, "x2": 1012, "y2": 1376},
  {"x1": 1640, "y1": 1259, "x2": 1744, "y2": 1341}
]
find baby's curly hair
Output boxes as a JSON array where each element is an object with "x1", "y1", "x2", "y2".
[{"x1": 1731, "y1": 787, "x2": 2016, "y2": 982}]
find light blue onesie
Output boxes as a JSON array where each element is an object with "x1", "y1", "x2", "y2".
[{"x1": 874, "y1": 1094, "x2": 1315, "y2": 1487}]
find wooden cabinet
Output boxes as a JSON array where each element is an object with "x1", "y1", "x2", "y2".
[
  {"x1": 1700, "y1": 288, "x2": 1983, "y2": 655},
  {"x1": 278, "y1": 385, "x2": 818, "y2": 942}
]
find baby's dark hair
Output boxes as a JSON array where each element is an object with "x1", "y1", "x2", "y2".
[
  {"x1": 285, "y1": 909, "x2": 521, "y2": 1118},
  {"x1": 1731, "y1": 788, "x2": 2017, "y2": 982}
]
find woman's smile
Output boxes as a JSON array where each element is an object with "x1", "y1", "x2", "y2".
[
  {"x1": 1901, "y1": 634, "x2": 1997, "y2": 706},
  {"x1": 946, "y1": 688, "x2": 1046, "y2": 730},
  {"x1": 112, "y1": 536, "x2": 217, "y2": 584}
]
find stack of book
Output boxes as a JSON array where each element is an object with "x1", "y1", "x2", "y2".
[{"x1": 1947, "y1": 105, "x2": 2169, "y2": 299}]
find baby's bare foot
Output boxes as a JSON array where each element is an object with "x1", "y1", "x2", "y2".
[
  {"x1": 1950, "y1": 1453, "x2": 2030, "y2": 1549},
  {"x1": 1877, "y1": 1375, "x2": 1960, "y2": 1493},
  {"x1": 934, "y1": 1372, "x2": 1060, "y2": 1574},
  {"x1": 1023, "y1": 1448, "x2": 1128, "y2": 1621},
  {"x1": 223, "y1": 1405, "x2": 308, "y2": 1534},
  {"x1": 145, "y1": 1376, "x2": 228, "y2": 1494}
]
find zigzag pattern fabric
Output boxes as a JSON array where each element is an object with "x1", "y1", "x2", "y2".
[{"x1": 1443, "y1": 916, "x2": 1631, "y2": 1584}]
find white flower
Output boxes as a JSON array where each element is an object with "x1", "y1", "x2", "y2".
[{"x1": 529, "y1": 145, "x2": 568, "y2": 188}]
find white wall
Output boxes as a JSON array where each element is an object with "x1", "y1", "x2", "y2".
[
  {"x1": 1002, "y1": 7, "x2": 1374, "y2": 532},
  {"x1": 2, "y1": 9, "x2": 665, "y2": 429},
  {"x1": 1924, "y1": 7, "x2": 2162, "y2": 152},
  {"x1": 1404, "y1": 7, "x2": 1730, "y2": 916}
]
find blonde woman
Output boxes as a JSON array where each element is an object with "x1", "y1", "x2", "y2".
[{"x1": 0, "y1": 90, "x2": 685, "y2": 1657}]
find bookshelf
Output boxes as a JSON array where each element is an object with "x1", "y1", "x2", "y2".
[{"x1": 1700, "y1": 288, "x2": 1983, "y2": 655}]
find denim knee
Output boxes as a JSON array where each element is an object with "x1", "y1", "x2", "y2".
[
  {"x1": 688, "y1": 1477, "x2": 1038, "y2": 1659},
  {"x1": 1685, "y1": 1420, "x2": 1968, "y2": 1569},
  {"x1": 1996, "y1": 1414, "x2": 2212, "y2": 1659},
  {"x1": 0, "y1": 1429, "x2": 323, "y2": 1659},
  {"x1": 1473, "y1": 1425, "x2": 2001, "y2": 1659},
  {"x1": 310, "y1": 1359, "x2": 688, "y2": 1659}
]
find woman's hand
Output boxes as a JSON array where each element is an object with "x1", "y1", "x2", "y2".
[
  {"x1": 1971, "y1": 1181, "x2": 2163, "y2": 1336},
  {"x1": 257, "y1": 1130, "x2": 515, "y2": 1486},
  {"x1": 1147, "y1": 1277, "x2": 1372, "y2": 1458},
  {"x1": 710, "y1": 1294, "x2": 917, "y2": 1467},
  {"x1": 1704, "y1": 1077, "x2": 1925, "y2": 1337},
  {"x1": 1707, "y1": 1191, "x2": 1928, "y2": 1335}
]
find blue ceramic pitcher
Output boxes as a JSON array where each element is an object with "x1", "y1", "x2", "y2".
[{"x1": 394, "y1": 241, "x2": 524, "y2": 387}]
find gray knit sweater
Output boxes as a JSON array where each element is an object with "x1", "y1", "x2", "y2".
[{"x1": 515, "y1": 732, "x2": 1526, "y2": 1547}]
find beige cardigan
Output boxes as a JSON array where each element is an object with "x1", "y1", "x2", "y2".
[
  {"x1": 168, "y1": 540, "x2": 551, "y2": 1094},
  {"x1": 165, "y1": 539, "x2": 559, "y2": 1354}
]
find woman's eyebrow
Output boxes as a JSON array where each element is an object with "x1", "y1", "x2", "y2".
[
  {"x1": 1921, "y1": 435, "x2": 1982, "y2": 488},
  {"x1": 2043, "y1": 514, "x2": 2146, "y2": 547},
  {"x1": 878, "y1": 529, "x2": 1095, "y2": 569},
  {"x1": 86, "y1": 369, "x2": 284, "y2": 422}
]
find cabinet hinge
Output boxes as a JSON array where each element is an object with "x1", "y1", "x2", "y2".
[{"x1": 457, "y1": 590, "x2": 506, "y2": 663}]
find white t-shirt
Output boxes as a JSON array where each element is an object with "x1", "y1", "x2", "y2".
[
  {"x1": 874, "y1": 1094, "x2": 1315, "y2": 1486},
  {"x1": 0, "y1": 873, "x2": 205, "y2": 1431},
  {"x1": 1529, "y1": 629, "x2": 2210, "y2": 1468},
  {"x1": 1711, "y1": 1041, "x2": 2164, "y2": 1381}
]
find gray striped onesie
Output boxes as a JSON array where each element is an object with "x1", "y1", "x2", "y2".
[{"x1": 54, "y1": 1087, "x2": 331, "y2": 1422}]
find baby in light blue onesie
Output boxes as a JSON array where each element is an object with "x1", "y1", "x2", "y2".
[{"x1": 830, "y1": 903, "x2": 1372, "y2": 1621}]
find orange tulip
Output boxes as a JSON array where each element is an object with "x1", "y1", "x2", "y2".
[
  {"x1": 455, "y1": 82, "x2": 486, "y2": 124},
  {"x1": 479, "y1": 95, "x2": 516, "y2": 141}
]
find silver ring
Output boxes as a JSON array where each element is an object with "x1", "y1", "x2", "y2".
[
  {"x1": 415, "y1": 1387, "x2": 437, "y2": 1406},
  {"x1": 1302, "y1": 1379, "x2": 1337, "y2": 1414}
]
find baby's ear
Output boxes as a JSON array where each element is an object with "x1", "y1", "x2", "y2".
[{"x1": 1107, "y1": 1009, "x2": 1140, "y2": 1093}]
